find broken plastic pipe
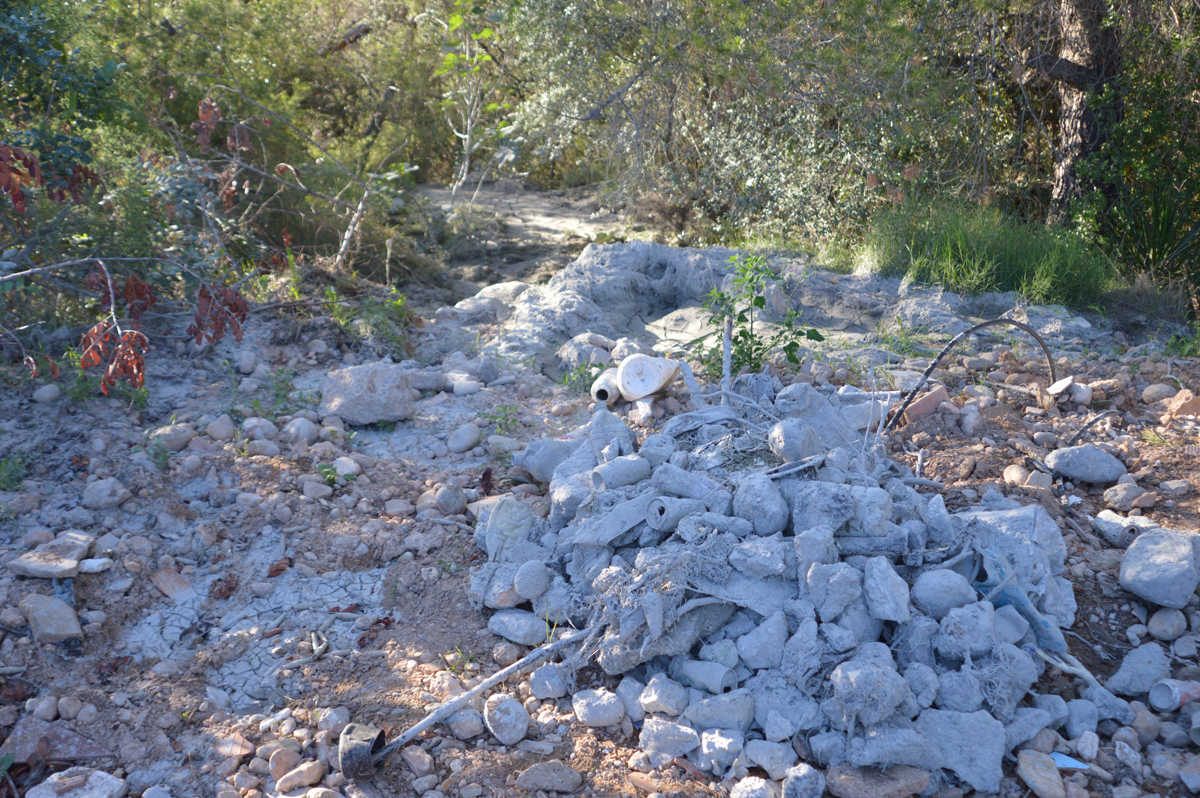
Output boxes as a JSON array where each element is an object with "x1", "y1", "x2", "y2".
[
  {"x1": 646, "y1": 497, "x2": 708, "y2": 531},
  {"x1": 1149, "y1": 679, "x2": 1200, "y2": 713},
  {"x1": 590, "y1": 368, "x2": 621, "y2": 406},
  {"x1": 617, "y1": 354, "x2": 680, "y2": 401},
  {"x1": 591, "y1": 455, "x2": 652, "y2": 491}
]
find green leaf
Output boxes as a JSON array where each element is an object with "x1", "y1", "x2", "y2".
[
  {"x1": 448, "y1": 12, "x2": 464, "y2": 31},
  {"x1": 805, "y1": 328, "x2": 825, "y2": 341}
]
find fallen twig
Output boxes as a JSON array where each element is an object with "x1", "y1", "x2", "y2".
[{"x1": 363, "y1": 625, "x2": 594, "y2": 771}]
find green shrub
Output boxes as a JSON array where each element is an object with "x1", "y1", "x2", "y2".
[{"x1": 856, "y1": 200, "x2": 1114, "y2": 306}]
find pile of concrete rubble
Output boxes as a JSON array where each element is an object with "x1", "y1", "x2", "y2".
[{"x1": 465, "y1": 358, "x2": 1197, "y2": 796}]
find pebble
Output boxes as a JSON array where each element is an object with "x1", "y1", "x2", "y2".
[
  {"x1": 269, "y1": 747, "x2": 302, "y2": 780},
  {"x1": 1141, "y1": 383, "x2": 1177, "y2": 403},
  {"x1": 514, "y1": 760, "x2": 583, "y2": 792},
  {"x1": 730, "y1": 776, "x2": 776, "y2": 798},
  {"x1": 1147, "y1": 608, "x2": 1188, "y2": 641},
  {"x1": 1016, "y1": 750, "x2": 1066, "y2": 798},
  {"x1": 1074, "y1": 731, "x2": 1099, "y2": 761},
  {"x1": 483, "y1": 693, "x2": 528, "y2": 744},
  {"x1": 446, "y1": 422, "x2": 481, "y2": 453},
  {"x1": 529, "y1": 664, "x2": 568, "y2": 699},
  {"x1": 25, "y1": 767, "x2": 126, "y2": 798},
  {"x1": 80, "y1": 477, "x2": 130, "y2": 509},
  {"x1": 782, "y1": 763, "x2": 826, "y2": 798},
  {"x1": 571, "y1": 688, "x2": 625, "y2": 727},
  {"x1": 447, "y1": 709, "x2": 484, "y2": 739},
  {"x1": 316, "y1": 706, "x2": 350, "y2": 735},
  {"x1": 823, "y1": 764, "x2": 930, "y2": 798},
  {"x1": 206, "y1": 414, "x2": 237, "y2": 441},
  {"x1": 275, "y1": 760, "x2": 326, "y2": 793},
  {"x1": 1159, "y1": 478, "x2": 1193, "y2": 498},
  {"x1": 32, "y1": 695, "x2": 57, "y2": 721},
  {"x1": 32, "y1": 384, "x2": 62, "y2": 402},
  {"x1": 1104, "y1": 482, "x2": 1148, "y2": 511},
  {"x1": 1045, "y1": 444, "x2": 1126, "y2": 485},
  {"x1": 400, "y1": 746, "x2": 434, "y2": 776},
  {"x1": 57, "y1": 695, "x2": 82, "y2": 720},
  {"x1": 19, "y1": 593, "x2": 82, "y2": 642}
]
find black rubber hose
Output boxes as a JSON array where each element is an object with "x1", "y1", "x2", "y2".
[{"x1": 881, "y1": 317, "x2": 1057, "y2": 435}]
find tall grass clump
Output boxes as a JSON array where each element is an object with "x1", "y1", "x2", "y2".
[{"x1": 856, "y1": 200, "x2": 1114, "y2": 306}]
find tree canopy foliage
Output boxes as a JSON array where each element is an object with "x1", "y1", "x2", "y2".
[{"x1": 2, "y1": 0, "x2": 1199, "y2": 328}]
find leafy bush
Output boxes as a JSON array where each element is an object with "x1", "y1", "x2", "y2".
[{"x1": 856, "y1": 200, "x2": 1114, "y2": 307}]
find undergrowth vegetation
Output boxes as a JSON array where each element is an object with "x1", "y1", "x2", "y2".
[
  {"x1": 2, "y1": 0, "x2": 1199, "y2": 401},
  {"x1": 857, "y1": 200, "x2": 1115, "y2": 307}
]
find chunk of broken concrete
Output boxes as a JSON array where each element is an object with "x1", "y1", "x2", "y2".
[{"x1": 318, "y1": 363, "x2": 417, "y2": 425}]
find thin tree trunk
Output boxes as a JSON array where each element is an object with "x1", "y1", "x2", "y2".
[{"x1": 1044, "y1": 0, "x2": 1121, "y2": 222}]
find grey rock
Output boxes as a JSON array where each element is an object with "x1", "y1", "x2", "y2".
[
  {"x1": 19, "y1": 594, "x2": 82, "y2": 642},
  {"x1": 1016, "y1": 749, "x2": 1066, "y2": 798},
  {"x1": 730, "y1": 776, "x2": 778, "y2": 798},
  {"x1": 615, "y1": 676, "x2": 645, "y2": 722},
  {"x1": 698, "y1": 728, "x2": 743, "y2": 774},
  {"x1": 1005, "y1": 707, "x2": 1053, "y2": 752},
  {"x1": 26, "y1": 767, "x2": 126, "y2": 798},
  {"x1": 781, "y1": 763, "x2": 825, "y2": 798},
  {"x1": 863, "y1": 556, "x2": 911, "y2": 622},
  {"x1": 1147, "y1": 607, "x2": 1188, "y2": 641},
  {"x1": 673, "y1": 659, "x2": 735, "y2": 693},
  {"x1": 81, "y1": 478, "x2": 130, "y2": 509},
  {"x1": 447, "y1": 708, "x2": 484, "y2": 739},
  {"x1": 9, "y1": 530, "x2": 94, "y2": 578},
  {"x1": 483, "y1": 693, "x2": 528, "y2": 745},
  {"x1": 149, "y1": 423, "x2": 194, "y2": 452},
  {"x1": 1120, "y1": 530, "x2": 1200, "y2": 609},
  {"x1": 914, "y1": 709, "x2": 1005, "y2": 793},
  {"x1": 1104, "y1": 482, "x2": 1147, "y2": 511},
  {"x1": 684, "y1": 688, "x2": 756, "y2": 731},
  {"x1": 515, "y1": 760, "x2": 583, "y2": 792},
  {"x1": 733, "y1": 474, "x2": 789, "y2": 536},
  {"x1": 1031, "y1": 693, "x2": 1068, "y2": 729},
  {"x1": 736, "y1": 610, "x2": 788, "y2": 670},
  {"x1": 639, "y1": 674, "x2": 689, "y2": 716},
  {"x1": 529, "y1": 664, "x2": 568, "y2": 699},
  {"x1": 283, "y1": 417, "x2": 321, "y2": 446},
  {"x1": 904, "y1": 663, "x2": 939, "y2": 709},
  {"x1": 571, "y1": 688, "x2": 624, "y2": 727},
  {"x1": 638, "y1": 717, "x2": 700, "y2": 758},
  {"x1": 827, "y1": 657, "x2": 908, "y2": 730},
  {"x1": 31, "y1": 384, "x2": 61, "y2": 403},
  {"x1": 487, "y1": 609, "x2": 547, "y2": 646},
  {"x1": 1105, "y1": 643, "x2": 1169, "y2": 697},
  {"x1": 934, "y1": 601, "x2": 996, "y2": 662},
  {"x1": 447, "y1": 422, "x2": 481, "y2": 453},
  {"x1": 318, "y1": 363, "x2": 417, "y2": 425},
  {"x1": 807, "y1": 562, "x2": 863, "y2": 622},
  {"x1": 768, "y1": 418, "x2": 823, "y2": 462},
  {"x1": 1045, "y1": 444, "x2": 1125, "y2": 485},
  {"x1": 744, "y1": 739, "x2": 797, "y2": 780},
  {"x1": 513, "y1": 561, "x2": 551, "y2": 600},
  {"x1": 206, "y1": 414, "x2": 236, "y2": 440},
  {"x1": 730, "y1": 535, "x2": 793, "y2": 579},
  {"x1": 937, "y1": 669, "x2": 983, "y2": 712},
  {"x1": 435, "y1": 484, "x2": 467, "y2": 515}
]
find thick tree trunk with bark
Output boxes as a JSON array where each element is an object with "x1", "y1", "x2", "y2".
[{"x1": 1033, "y1": 0, "x2": 1121, "y2": 222}]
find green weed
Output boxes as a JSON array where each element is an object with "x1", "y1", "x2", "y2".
[
  {"x1": 1166, "y1": 323, "x2": 1200, "y2": 358},
  {"x1": 0, "y1": 456, "x2": 28, "y2": 491},
  {"x1": 561, "y1": 362, "x2": 605, "y2": 394},
  {"x1": 316, "y1": 463, "x2": 339, "y2": 487},
  {"x1": 483, "y1": 404, "x2": 521, "y2": 434}
]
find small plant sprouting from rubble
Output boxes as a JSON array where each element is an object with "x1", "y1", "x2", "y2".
[
  {"x1": 1167, "y1": 322, "x2": 1200, "y2": 358},
  {"x1": 0, "y1": 455, "x2": 27, "y2": 491},
  {"x1": 482, "y1": 404, "x2": 521, "y2": 434},
  {"x1": 561, "y1": 362, "x2": 604, "y2": 394},
  {"x1": 698, "y1": 253, "x2": 824, "y2": 379}
]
